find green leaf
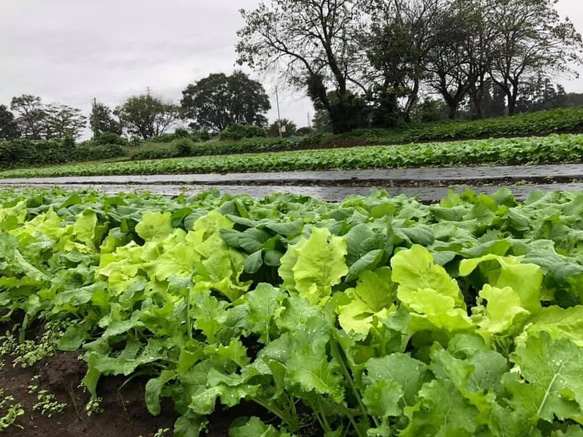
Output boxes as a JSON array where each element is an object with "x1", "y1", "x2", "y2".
[
  {"x1": 346, "y1": 249, "x2": 383, "y2": 282},
  {"x1": 145, "y1": 370, "x2": 176, "y2": 416},
  {"x1": 365, "y1": 354, "x2": 429, "y2": 408},
  {"x1": 229, "y1": 417, "x2": 283, "y2": 437},
  {"x1": 473, "y1": 285, "x2": 531, "y2": 337},
  {"x1": 363, "y1": 379, "x2": 402, "y2": 418},
  {"x1": 279, "y1": 227, "x2": 348, "y2": 305},
  {"x1": 73, "y1": 210, "x2": 98, "y2": 249},
  {"x1": 506, "y1": 332, "x2": 583, "y2": 423},
  {"x1": 58, "y1": 323, "x2": 90, "y2": 351},
  {"x1": 244, "y1": 250, "x2": 263, "y2": 274},
  {"x1": 400, "y1": 288, "x2": 474, "y2": 334},
  {"x1": 287, "y1": 349, "x2": 344, "y2": 403},
  {"x1": 459, "y1": 254, "x2": 542, "y2": 314},
  {"x1": 355, "y1": 267, "x2": 396, "y2": 312},
  {"x1": 135, "y1": 211, "x2": 174, "y2": 242},
  {"x1": 239, "y1": 228, "x2": 272, "y2": 253},
  {"x1": 401, "y1": 380, "x2": 479, "y2": 437},
  {"x1": 174, "y1": 412, "x2": 207, "y2": 437},
  {"x1": 515, "y1": 305, "x2": 583, "y2": 347},
  {"x1": 244, "y1": 283, "x2": 282, "y2": 344},
  {"x1": 391, "y1": 245, "x2": 464, "y2": 307}
]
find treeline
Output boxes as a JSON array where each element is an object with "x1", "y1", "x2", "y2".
[
  {"x1": 237, "y1": 0, "x2": 583, "y2": 133},
  {"x1": 2, "y1": 0, "x2": 582, "y2": 144}
]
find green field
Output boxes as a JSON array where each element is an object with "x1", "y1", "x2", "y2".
[
  {"x1": 1, "y1": 134, "x2": 582, "y2": 179},
  {"x1": 0, "y1": 188, "x2": 583, "y2": 435}
]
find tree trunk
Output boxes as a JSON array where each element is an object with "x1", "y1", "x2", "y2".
[
  {"x1": 447, "y1": 103, "x2": 457, "y2": 120},
  {"x1": 507, "y1": 81, "x2": 518, "y2": 117},
  {"x1": 472, "y1": 94, "x2": 484, "y2": 119},
  {"x1": 507, "y1": 94, "x2": 517, "y2": 116}
]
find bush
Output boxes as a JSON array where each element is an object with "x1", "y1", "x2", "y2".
[
  {"x1": 148, "y1": 133, "x2": 176, "y2": 143},
  {"x1": 173, "y1": 128, "x2": 191, "y2": 139},
  {"x1": 219, "y1": 123, "x2": 267, "y2": 141},
  {"x1": 0, "y1": 138, "x2": 125, "y2": 169},
  {"x1": 72, "y1": 144, "x2": 125, "y2": 162},
  {"x1": 95, "y1": 132, "x2": 128, "y2": 146},
  {"x1": 197, "y1": 129, "x2": 211, "y2": 142},
  {"x1": 174, "y1": 138, "x2": 195, "y2": 157}
]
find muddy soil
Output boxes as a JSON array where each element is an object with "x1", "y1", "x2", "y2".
[{"x1": 0, "y1": 322, "x2": 269, "y2": 437}]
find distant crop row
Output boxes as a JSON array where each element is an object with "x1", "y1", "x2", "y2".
[
  {"x1": 2, "y1": 134, "x2": 583, "y2": 179},
  {"x1": 131, "y1": 107, "x2": 583, "y2": 161}
]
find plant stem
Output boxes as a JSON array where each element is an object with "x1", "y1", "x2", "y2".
[{"x1": 330, "y1": 336, "x2": 379, "y2": 427}]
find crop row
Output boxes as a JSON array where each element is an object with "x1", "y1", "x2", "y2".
[
  {"x1": 0, "y1": 188, "x2": 582, "y2": 435},
  {"x1": 2, "y1": 133, "x2": 583, "y2": 179},
  {"x1": 131, "y1": 108, "x2": 583, "y2": 162}
]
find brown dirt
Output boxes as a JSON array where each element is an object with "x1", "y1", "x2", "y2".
[
  {"x1": 0, "y1": 350, "x2": 177, "y2": 437},
  {"x1": 0, "y1": 332, "x2": 276, "y2": 437}
]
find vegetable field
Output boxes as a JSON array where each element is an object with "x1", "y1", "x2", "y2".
[
  {"x1": 3, "y1": 134, "x2": 583, "y2": 179},
  {"x1": 1, "y1": 188, "x2": 583, "y2": 436}
]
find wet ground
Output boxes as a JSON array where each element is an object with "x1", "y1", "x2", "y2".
[
  {"x1": 2, "y1": 163, "x2": 583, "y2": 186},
  {"x1": 1, "y1": 164, "x2": 583, "y2": 201},
  {"x1": 2, "y1": 182, "x2": 581, "y2": 202}
]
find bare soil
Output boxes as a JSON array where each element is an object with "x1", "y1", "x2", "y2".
[{"x1": 0, "y1": 321, "x2": 269, "y2": 437}]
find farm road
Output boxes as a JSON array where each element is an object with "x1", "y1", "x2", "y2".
[
  {"x1": 2, "y1": 163, "x2": 583, "y2": 187},
  {"x1": 2, "y1": 164, "x2": 583, "y2": 201}
]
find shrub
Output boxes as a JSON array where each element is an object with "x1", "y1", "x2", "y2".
[
  {"x1": 95, "y1": 132, "x2": 128, "y2": 146},
  {"x1": 173, "y1": 128, "x2": 191, "y2": 139},
  {"x1": 0, "y1": 138, "x2": 125, "y2": 169},
  {"x1": 148, "y1": 133, "x2": 176, "y2": 143},
  {"x1": 174, "y1": 138, "x2": 195, "y2": 156},
  {"x1": 219, "y1": 123, "x2": 267, "y2": 141},
  {"x1": 197, "y1": 129, "x2": 211, "y2": 142}
]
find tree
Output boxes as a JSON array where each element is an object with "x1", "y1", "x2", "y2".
[
  {"x1": 0, "y1": 105, "x2": 20, "y2": 141},
  {"x1": 312, "y1": 109, "x2": 332, "y2": 133},
  {"x1": 181, "y1": 71, "x2": 271, "y2": 133},
  {"x1": 489, "y1": 0, "x2": 583, "y2": 116},
  {"x1": 426, "y1": 3, "x2": 473, "y2": 119},
  {"x1": 10, "y1": 95, "x2": 46, "y2": 140},
  {"x1": 267, "y1": 118, "x2": 297, "y2": 138},
  {"x1": 116, "y1": 95, "x2": 181, "y2": 139},
  {"x1": 296, "y1": 126, "x2": 314, "y2": 136},
  {"x1": 363, "y1": 0, "x2": 445, "y2": 121},
  {"x1": 90, "y1": 101, "x2": 123, "y2": 137},
  {"x1": 44, "y1": 104, "x2": 87, "y2": 139},
  {"x1": 456, "y1": 0, "x2": 498, "y2": 119},
  {"x1": 516, "y1": 76, "x2": 570, "y2": 113},
  {"x1": 237, "y1": 0, "x2": 368, "y2": 134}
]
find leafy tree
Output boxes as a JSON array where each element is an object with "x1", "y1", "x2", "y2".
[
  {"x1": 90, "y1": 101, "x2": 122, "y2": 137},
  {"x1": 181, "y1": 71, "x2": 271, "y2": 133},
  {"x1": 516, "y1": 76, "x2": 570, "y2": 113},
  {"x1": 489, "y1": 0, "x2": 583, "y2": 116},
  {"x1": 237, "y1": 0, "x2": 368, "y2": 134},
  {"x1": 480, "y1": 79, "x2": 507, "y2": 118},
  {"x1": 10, "y1": 95, "x2": 46, "y2": 140},
  {"x1": 0, "y1": 105, "x2": 20, "y2": 140},
  {"x1": 116, "y1": 95, "x2": 181, "y2": 140},
  {"x1": 312, "y1": 109, "x2": 332, "y2": 133},
  {"x1": 363, "y1": 0, "x2": 445, "y2": 121},
  {"x1": 296, "y1": 127, "x2": 314, "y2": 136},
  {"x1": 268, "y1": 118, "x2": 297, "y2": 138},
  {"x1": 411, "y1": 97, "x2": 448, "y2": 122},
  {"x1": 456, "y1": 0, "x2": 499, "y2": 119},
  {"x1": 426, "y1": 3, "x2": 474, "y2": 119},
  {"x1": 44, "y1": 104, "x2": 87, "y2": 139}
]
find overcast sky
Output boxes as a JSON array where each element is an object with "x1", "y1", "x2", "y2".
[{"x1": 1, "y1": 0, "x2": 582, "y2": 132}]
